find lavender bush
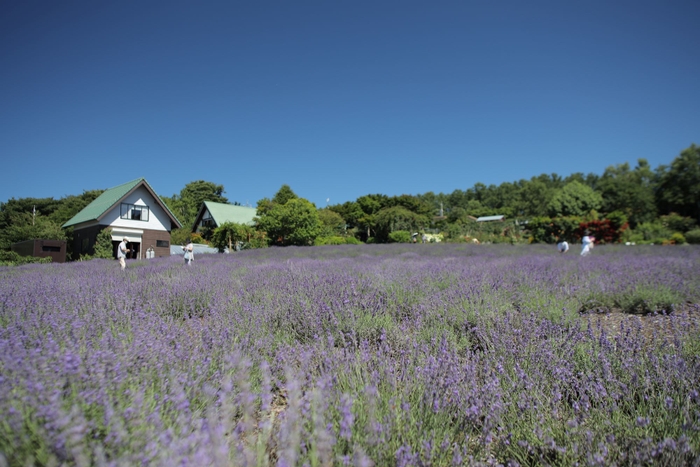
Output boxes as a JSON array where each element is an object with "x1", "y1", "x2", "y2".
[{"x1": 1, "y1": 244, "x2": 699, "y2": 466}]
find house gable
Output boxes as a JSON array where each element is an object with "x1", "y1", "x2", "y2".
[
  {"x1": 192, "y1": 201, "x2": 257, "y2": 233},
  {"x1": 63, "y1": 178, "x2": 181, "y2": 230}
]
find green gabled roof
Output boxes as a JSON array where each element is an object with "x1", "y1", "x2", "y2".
[
  {"x1": 195, "y1": 201, "x2": 257, "y2": 230},
  {"x1": 63, "y1": 178, "x2": 182, "y2": 229}
]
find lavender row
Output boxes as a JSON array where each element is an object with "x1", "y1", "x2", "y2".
[{"x1": 1, "y1": 244, "x2": 699, "y2": 466}]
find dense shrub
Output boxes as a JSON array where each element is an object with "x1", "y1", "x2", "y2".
[
  {"x1": 626, "y1": 221, "x2": 673, "y2": 244},
  {"x1": 685, "y1": 229, "x2": 700, "y2": 244},
  {"x1": 93, "y1": 227, "x2": 114, "y2": 259},
  {"x1": 660, "y1": 212, "x2": 697, "y2": 233},
  {"x1": 0, "y1": 250, "x2": 53, "y2": 266},
  {"x1": 388, "y1": 230, "x2": 412, "y2": 243},
  {"x1": 314, "y1": 236, "x2": 363, "y2": 246},
  {"x1": 670, "y1": 232, "x2": 686, "y2": 245}
]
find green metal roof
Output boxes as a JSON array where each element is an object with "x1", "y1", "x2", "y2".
[
  {"x1": 197, "y1": 201, "x2": 257, "y2": 229},
  {"x1": 63, "y1": 178, "x2": 182, "y2": 229}
]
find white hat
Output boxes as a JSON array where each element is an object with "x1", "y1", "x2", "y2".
[{"x1": 123, "y1": 237, "x2": 129, "y2": 242}]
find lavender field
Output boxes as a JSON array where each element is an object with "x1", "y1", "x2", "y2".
[{"x1": 2, "y1": 244, "x2": 699, "y2": 466}]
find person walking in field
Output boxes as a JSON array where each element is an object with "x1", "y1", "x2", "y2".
[
  {"x1": 117, "y1": 237, "x2": 130, "y2": 270},
  {"x1": 581, "y1": 232, "x2": 594, "y2": 256},
  {"x1": 182, "y1": 240, "x2": 194, "y2": 266}
]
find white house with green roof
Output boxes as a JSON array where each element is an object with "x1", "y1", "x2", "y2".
[
  {"x1": 63, "y1": 178, "x2": 181, "y2": 260},
  {"x1": 192, "y1": 201, "x2": 257, "y2": 234}
]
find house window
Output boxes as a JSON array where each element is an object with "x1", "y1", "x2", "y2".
[
  {"x1": 81, "y1": 238, "x2": 90, "y2": 252},
  {"x1": 120, "y1": 203, "x2": 149, "y2": 222},
  {"x1": 156, "y1": 240, "x2": 169, "y2": 248},
  {"x1": 201, "y1": 211, "x2": 214, "y2": 228}
]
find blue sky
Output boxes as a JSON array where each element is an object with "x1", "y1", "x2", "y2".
[{"x1": 2, "y1": 0, "x2": 698, "y2": 209}]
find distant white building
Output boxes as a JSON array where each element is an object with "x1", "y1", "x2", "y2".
[{"x1": 476, "y1": 215, "x2": 505, "y2": 222}]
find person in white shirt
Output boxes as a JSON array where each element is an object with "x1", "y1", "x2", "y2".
[
  {"x1": 117, "y1": 237, "x2": 129, "y2": 270},
  {"x1": 182, "y1": 241, "x2": 194, "y2": 266},
  {"x1": 581, "y1": 233, "x2": 594, "y2": 256},
  {"x1": 557, "y1": 241, "x2": 569, "y2": 254}
]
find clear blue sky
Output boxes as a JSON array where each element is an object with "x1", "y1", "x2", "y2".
[{"x1": 2, "y1": 0, "x2": 698, "y2": 208}]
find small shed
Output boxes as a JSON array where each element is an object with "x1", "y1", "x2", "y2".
[{"x1": 11, "y1": 239, "x2": 67, "y2": 263}]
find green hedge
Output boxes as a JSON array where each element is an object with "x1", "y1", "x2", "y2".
[
  {"x1": 314, "y1": 236, "x2": 363, "y2": 246},
  {"x1": 685, "y1": 229, "x2": 700, "y2": 245},
  {"x1": 0, "y1": 250, "x2": 53, "y2": 266}
]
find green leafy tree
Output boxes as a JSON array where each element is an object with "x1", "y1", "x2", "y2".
[
  {"x1": 48, "y1": 190, "x2": 105, "y2": 226},
  {"x1": 659, "y1": 212, "x2": 697, "y2": 233},
  {"x1": 373, "y1": 206, "x2": 427, "y2": 243},
  {"x1": 656, "y1": 144, "x2": 700, "y2": 221},
  {"x1": 163, "y1": 180, "x2": 228, "y2": 230},
  {"x1": 354, "y1": 194, "x2": 388, "y2": 240},
  {"x1": 256, "y1": 198, "x2": 321, "y2": 246},
  {"x1": 514, "y1": 178, "x2": 554, "y2": 217},
  {"x1": 0, "y1": 197, "x2": 60, "y2": 232},
  {"x1": 384, "y1": 194, "x2": 433, "y2": 218},
  {"x1": 210, "y1": 222, "x2": 244, "y2": 252},
  {"x1": 170, "y1": 228, "x2": 192, "y2": 246},
  {"x1": 547, "y1": 181, "x2": 603, "y2": 218},
  {"x1": 388, "y1": 230, "x2": 412, "y2": 243},
  {"x1": 210, "y1": 222, "x2": 262, "y2": 252},
  {"x1": 317, "y1": 209, "x2": 346, "y2": 237},
  {"x1": 93, "y1": 228, "x2": 115, "y2": 259},
  {"x1": 0, "y1": 212, "x2": 67, "y2": 249},
  {"x1": 271, "y1": 184, "x2": 298, "y2": 205},
  {"x1": 596, "y1": 159, "x2": 656, "y2": 227}
]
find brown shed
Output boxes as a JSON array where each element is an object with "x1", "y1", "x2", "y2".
[{"x1": 11, "y1": 239, "x2": 67, "y2": 263}]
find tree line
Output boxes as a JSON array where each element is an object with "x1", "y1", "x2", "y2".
[{"x1": 1, "y1": 144, "x2": 699, "y2": 263}]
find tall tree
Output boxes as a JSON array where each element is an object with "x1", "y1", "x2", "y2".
[
  {"x1": 373, "y1": 206, "x2": 428, "y2": 243},
  {"x1": 163, "y1": 180, "x2": 228, "y2": 231},
  {"x1": 271, "y1": 184, "x2": 298, "y2": 205},
  {"x1": 0, "y1": 197, "x2": 60, "y2": 231},
  {"x1": 354, "y1": 194, "x2": 387, "y2": 240},
  {"x1": 317, "y1": 209, "x2": 346, "y2": 237},
  {"x1": 597, "y1": 159, "x2": 656, "y2": 227},
  {"x1": 547, "y1": 181, "x2": 603, "y2": 218},
  {"x1": 656, "y1": 144, "x2": 700, "y2": 222},
  {"x1": 256, "y1": 198, "x2": 321, "y2": 246},
  {"x1": 48, "y1": 190, "x2": 104, "y2": 226},
  {"x1": 514, "y1": 178, "x2": 554, "y2": 217},
  {"x1": 0, "y1": 212, "x2": 66, "y2": 249}
]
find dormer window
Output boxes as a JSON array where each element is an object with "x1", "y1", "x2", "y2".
[{"x1": 121, "y1": 203, "x2": 149, "y2": 222}]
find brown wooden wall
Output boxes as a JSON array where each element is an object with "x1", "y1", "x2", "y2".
[
  {"x1": 72, "y1": 225, "x2": 103, "y2": 260},
  {"x1": 11, "y1": 239, "x2": 67, "y2": 263},
  {"x1": 142, "y1": 229, "x2": 172, "y2": 258}
]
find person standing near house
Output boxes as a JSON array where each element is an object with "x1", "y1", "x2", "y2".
[
  {"x1": 182, "y1": 240, "x2": 194, "y2": 266},
  {"x1": 117, "y1": 237, "x2": 130, "y2": 270}
]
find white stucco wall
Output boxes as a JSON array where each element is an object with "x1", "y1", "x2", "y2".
[{"x1": 101, "y1": 185, "x2": 171, "y2": 232}]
